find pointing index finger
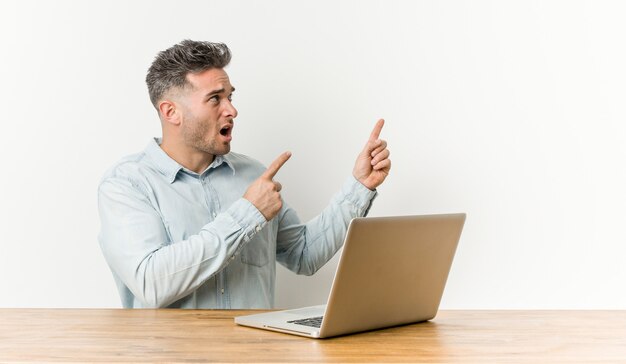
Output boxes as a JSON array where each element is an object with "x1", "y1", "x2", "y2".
[
  {"x1": 369, "y1": 119, "x2": 385, "y2": 141},
  {"x1": 263, "y1": 151, "x2": 292, "y2": 179}
]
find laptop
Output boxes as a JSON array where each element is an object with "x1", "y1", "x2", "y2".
[{"x1": 235, "y1": 213, "x2": 466, "y2": 338}]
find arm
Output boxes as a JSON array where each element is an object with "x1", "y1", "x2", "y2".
[
  {"x1": 276, "y1": 119, "x2": 391, "y2": 274},
  {"x1": 275, "y1": 176, "x2": 377, "y2": 275},
  {"x1": 98, "y1": 177, "x2": 266, "y2": 308}
]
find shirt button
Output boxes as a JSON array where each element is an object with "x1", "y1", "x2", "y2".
[
  {"x1": 255, "y1": 225, "x2": 262, "y2": 232},
  {"x1": 213, "y1": 212, "x2": 217, "y2": 218}
]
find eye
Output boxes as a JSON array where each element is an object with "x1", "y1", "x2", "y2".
[
  {"x1": 207, "y1": 95, "x2": 220, "y2": 105},
  {"x1": 228, "y1": 94, "x2": 233, "y2": 102}
]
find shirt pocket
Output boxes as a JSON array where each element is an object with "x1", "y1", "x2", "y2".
[{"x1": 241, "y1": 230, "x2": 270, "y2": 267}]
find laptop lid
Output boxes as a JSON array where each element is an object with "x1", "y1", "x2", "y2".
[
  {"x1": 319, "y1": 213, "x2": 465, "y2": 337},
  {"x1": 235, "y1": 213, "x2": 466, "y2": 338}
]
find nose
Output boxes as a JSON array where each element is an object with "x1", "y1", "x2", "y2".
[{"x1": 223, "y1": 99, "x2": 238, "y2": 119}]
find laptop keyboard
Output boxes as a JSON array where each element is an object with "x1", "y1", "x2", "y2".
[{"x1": 287, "y1": 316, "x2": 324, "y2": 328}]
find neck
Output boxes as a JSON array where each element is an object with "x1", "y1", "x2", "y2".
[{"x1": 160, "y1": 136, "x2": 215, "y2": 174}]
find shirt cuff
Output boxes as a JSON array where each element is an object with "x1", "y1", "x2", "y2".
[
  {"x1": 338, "y1": 176, "x2": 378, "y2": 216},
  {"x1": 227, "y1": 198, "x2": 268, "y2": 241}
]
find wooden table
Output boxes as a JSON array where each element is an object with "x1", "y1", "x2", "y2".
[{"x1": 0, "y1": 309, "x2": 625, "y2": 363}]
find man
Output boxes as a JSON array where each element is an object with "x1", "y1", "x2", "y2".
[{"x1": 98, "y1": 40, "x2": 391, "y2": 309}]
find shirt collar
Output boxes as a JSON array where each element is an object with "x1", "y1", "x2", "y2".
[
  {"x1": 145, "y1": 138, "x2": 236, "y2": 183},
  {"x1": 213, "y1": 154, "x2": 237, "y2": 176}
]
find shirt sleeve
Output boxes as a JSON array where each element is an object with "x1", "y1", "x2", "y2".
[
  {"x1": 275, "y1": 176, "x2": 377, "y2": 275},
  {"x1": 98, "y1": 177, "x2": 266, "y2": 308}
]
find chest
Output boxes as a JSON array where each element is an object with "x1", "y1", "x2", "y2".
[{"x1": 151, "y1": 173, "x2": 251, "y2": 241}]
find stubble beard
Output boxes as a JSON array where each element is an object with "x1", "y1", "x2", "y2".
[{"x1": 181, "y1": 115, "x2": 230, "y2": 157}]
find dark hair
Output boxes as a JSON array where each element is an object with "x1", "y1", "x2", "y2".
[{"x1": 146, "y1": 40, "x2": 232, "y2": 109}]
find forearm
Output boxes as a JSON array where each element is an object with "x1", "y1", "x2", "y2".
[{"x1": 276, "y1": 176, "x2": 377, "y2": 275}]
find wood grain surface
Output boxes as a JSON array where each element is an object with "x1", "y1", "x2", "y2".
[{"x1": 0, "y1": 309, "x2": 625, "y2": 363}]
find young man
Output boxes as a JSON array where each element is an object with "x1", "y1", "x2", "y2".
[{"x1": 98, "y1": 40, "x2": 391, "y2": 308}]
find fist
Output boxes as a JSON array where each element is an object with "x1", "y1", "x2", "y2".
[{"x1": 243, "y1": 152, "x2": 291, "y2": 221}]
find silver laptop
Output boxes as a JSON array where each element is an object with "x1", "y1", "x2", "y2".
[{"x1": 235, "y1": 213, "x2": 466, "y2": 338}]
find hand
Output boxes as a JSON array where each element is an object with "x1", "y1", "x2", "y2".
[
  {"x1": 353, "y1": 119, "x2": 391, "y2": 190},
  {"x1": 244, "y1": 151, "x2": 292, "y2": 221}
]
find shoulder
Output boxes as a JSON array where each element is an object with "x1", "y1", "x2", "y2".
[
  {"x1": 99, "y1": 151, "x2": 156, "y2": 195},
  {"x1": 101, "y1": 150, "x2": 154, "y2": 181}
]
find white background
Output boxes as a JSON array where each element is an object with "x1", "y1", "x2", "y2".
[{"x1": 0, "y1": 0, "x2": 624, "y2": 309}]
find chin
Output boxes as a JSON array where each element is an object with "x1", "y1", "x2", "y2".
[{"x1": 218, "y1": 145, "x2": 231, "y2": 155}]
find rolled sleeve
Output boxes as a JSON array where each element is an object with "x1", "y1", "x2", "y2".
[
  {"x1": 226, "y1": 198, "x2": 268, "y2": 242},
  {"x1": 335, "y1": 176, "x2": 378, "y2": 217}
]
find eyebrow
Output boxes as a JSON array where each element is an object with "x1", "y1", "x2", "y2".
[{"x1": 205, "y1": 86, "x2": 235, "y2": 99}]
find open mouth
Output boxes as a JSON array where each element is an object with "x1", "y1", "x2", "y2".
[{"x1": 220, "y1": 125, "x2": 232, "y2": 137}]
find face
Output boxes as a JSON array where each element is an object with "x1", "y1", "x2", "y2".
[{"x1": 175, "y1": 68, "x2": 238, "y2": 157}]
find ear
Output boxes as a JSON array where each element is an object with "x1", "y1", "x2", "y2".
[{"x1": 158, "y1": 100, "x2": 181, "y2": 126}]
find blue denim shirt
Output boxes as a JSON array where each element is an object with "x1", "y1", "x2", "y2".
[{"x1": 98, "y1": 138, "x2": 377, "y2": 308}]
